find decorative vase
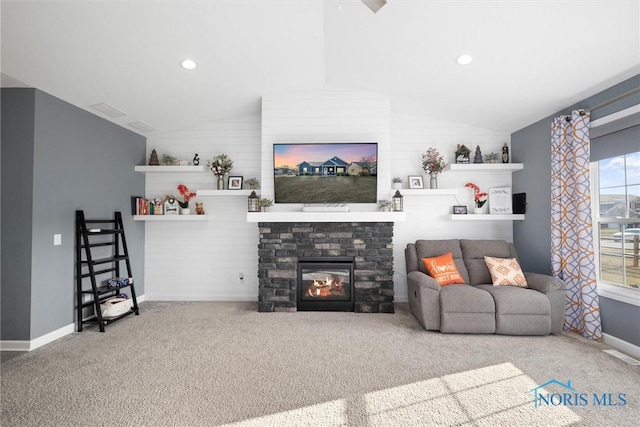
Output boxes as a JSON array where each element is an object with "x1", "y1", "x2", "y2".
[
  {"x1": 181, "y1": 208, "x2": 191, "y2": 215},
  {"x1": 392, "y1": 183, "x2": 402, "y2": 189},
  {"x1": 474, "y1": 205, "x2": 488, "y2": 214},
  {"x1": 429, "y1": 174, "x2": 438, "y2": 189},
  {"x1": 217, "y1": 176, "x2": 225, "y2": 190}
]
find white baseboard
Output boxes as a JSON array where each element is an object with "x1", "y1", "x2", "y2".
[
  {"x1": 1, "y1": 294, "x2": 147, "y2": 352},
  {"x1": 1, "y1": 322, "x2": 75, "y2": 352},
  {"x1": 602, "y1": 333, "x2": 640, "y2": 359},
  {"x1": 144, "y1": 294, "x2": 257, "y2": 301}
]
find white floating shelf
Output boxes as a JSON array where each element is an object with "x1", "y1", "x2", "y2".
[
  {"x1": 392, "y1": 188, "x2": 459, "y2": 196},
  {"x1": 134, "y1": 165, "x2": 207, "y2": 173},
  {"x1": 197, "y1": 189, "x2": 260, "y2": 197},
  {"x1": 444, "y1": 163, "x2": 523, "y2": 172},
  {"x1": 449, "y1": 214, "x2": 525, "y2": 221},
  {"x1": 247, "y1": 211, "x2": 406, "y2": 223},
  {"x1": 134, "y1": 215, "x2": 210, "y2": 221}
]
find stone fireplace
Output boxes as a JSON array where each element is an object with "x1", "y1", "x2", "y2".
[{"x1": 258, "y1": 222, "x2": 394, "y2": 313}]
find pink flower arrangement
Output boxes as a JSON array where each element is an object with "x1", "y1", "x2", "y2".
[
  {"x1": 465, "y1": 182, "x2": 488, "y2": 208},
  {"x1": 177, "y1": 184, "x2": 197, "y2": 208},
  {"x1": 422, "y1": 147, "x2": 446, "y2": 175}
]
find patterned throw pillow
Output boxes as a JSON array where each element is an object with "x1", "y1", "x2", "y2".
[
  {"x1": 422, "y1": 252, "x2": 465, "y2": 286},
  {"x1": 484, "y1": 256, "x2": 528, "y2": 287}
]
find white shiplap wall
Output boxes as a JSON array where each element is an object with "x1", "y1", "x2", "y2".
[
  {"x1": 143, "y1": 86, "x2": 513, "y2": 302},
  {"x1": 144, "y1": 116, "x2": 262, "y2": 300},
  {"x1": 261, "y1": 86, "x2": 392, "y2": 207},
  {"x1": 390, "y1": 115, "x2": 512, "y2": 300}
]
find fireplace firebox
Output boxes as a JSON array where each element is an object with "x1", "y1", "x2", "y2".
[{"x1": 297, "y1": 257, "x2": 354, "y2": 311}]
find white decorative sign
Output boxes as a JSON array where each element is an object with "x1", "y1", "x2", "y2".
[{"x1": 489, "y1": 187, "x2": 512, "y2": 214}]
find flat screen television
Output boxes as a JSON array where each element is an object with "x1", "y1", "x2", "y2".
[{"x1": 273, "y1": 142, "x2": 378, "y2": 204}]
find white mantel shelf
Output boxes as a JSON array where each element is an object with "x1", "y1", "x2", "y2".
[
  {"x1": 247, "y1": 211, "x2": 406, "y2": 223},
  {"x1": 449, "y1": 214, "x2": 525, "y2": 221}
]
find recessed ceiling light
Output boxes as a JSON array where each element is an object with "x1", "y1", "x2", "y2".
[
  {"x1": 456, "y1": 54, "x2": 473, "y2": 65},
  {"x1": 180, "y1": 59, "x2": 197, "y2": 70}
]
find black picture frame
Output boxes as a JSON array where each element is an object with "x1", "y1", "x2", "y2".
[
  {"x1": 228, "y1": 176, "x2": 243, "y2": 190},
  {"x1": 453, "y1": 205, "x2": 468, "y2": 214}
]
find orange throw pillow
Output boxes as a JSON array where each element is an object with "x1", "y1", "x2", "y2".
[{"x1": 422, "y1": 252, "x2": 465, "y2": 286}]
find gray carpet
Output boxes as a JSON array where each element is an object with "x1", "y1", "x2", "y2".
[{"x1": 1, "y1": 301, "x2": 639, "y2": 426}]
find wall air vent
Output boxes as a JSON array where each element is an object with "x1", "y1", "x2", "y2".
[
  {"x1": 127, "y1": 121, "x2": 155, "y2": 133},
  {"x1": 89, "y1": 102, "x2": 126, "y2": 118}
]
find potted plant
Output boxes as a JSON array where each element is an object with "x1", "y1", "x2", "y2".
[
  {"x1": 422, "y1": 147, "x2": 446, "y2": 189},
  {"x1": 208, "y1": 154, "x2": 234, "y2": 189},
  {"x1": 245, "y1": 177, "x2": 259, "y2": 189},
  {"x1": 484, "y1": 152, "x2": 500, "y2": 163},
  {"x1": 161, "y1": 154, "x2": 178, "y2": 166},
  {"x1": 378, "y1": 199, "x2": 392, "y2": 212},
  {"x1": 259, "y1": 198, "x2": 273, "y2": 212},
  {"x1": 465, "y1": 182, "x2": 488, "y2": 214},
  {"x1": 392, "y1": 177, "x2": 402, "y2": 189},
  {"x1": 176, "y1": 184, "x2": 197, "y2": 215}
]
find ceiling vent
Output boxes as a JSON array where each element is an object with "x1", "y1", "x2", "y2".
[
  {"x1": 89, "y1": 102, "x2": 126, "y2": 118},
  {"x1": 127, "y1": 121, "x2": 156, "y2": 133}
]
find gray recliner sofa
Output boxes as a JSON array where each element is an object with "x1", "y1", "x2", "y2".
[{"x1": 405, "y1": 239, "x2": 566, "y2": 335}]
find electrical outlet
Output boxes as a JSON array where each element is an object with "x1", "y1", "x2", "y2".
[{"x1": 54, "y1": 234, "x2": 62, "y2": 246}]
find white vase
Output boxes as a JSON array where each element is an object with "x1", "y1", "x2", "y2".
[
  {"x1": 474, "y1": 206, "x2": 488, "y2": 214},
  {"x1": 429, "y1": 174, "x2": 438, "y2": 189},
  {"x1": 392, "y1": 183, "x2": 402, "y2": 189},
  {"x1": 181, "y1": 208, "x2": 191, "y2": 215}
]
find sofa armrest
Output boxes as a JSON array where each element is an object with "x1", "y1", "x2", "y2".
[
  {"x1": 407, "y1": 271, "x2": 441, "y2": 330},
  {"x1": 524, "y1": 272, "x2": 566, "y2": 334},
  {"x1": 407, "y1": 271, "x2": 441, "y2": 292},
  {"x1": 524, "y1": 272, "x2": 565, "y2": 294}
]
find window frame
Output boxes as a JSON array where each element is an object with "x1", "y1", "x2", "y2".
[{"x1": 591, "y1": 162, "x2": 640, "y2": 307}]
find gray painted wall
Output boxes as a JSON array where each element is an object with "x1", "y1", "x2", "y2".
[
  {"x1": 512, "y1": 74, "x2": 640, "y2": 346},
  {"x1": 1, "y1": 88, "x2": 146, "y2": 341},
  {"x1": 1, "y1": 89, "x2": 35, "y2": 340}
]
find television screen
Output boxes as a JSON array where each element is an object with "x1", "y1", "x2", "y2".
[{"x1": 273, "y1": 142, "x2": 378, "y2": 204}]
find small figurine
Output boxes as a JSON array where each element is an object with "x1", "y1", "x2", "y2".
[
  {"x1": 153, "y1": 198, "x2": 164, "y2": 215},
  {"x1": 455, "y1": 144, "x2": 471, "y2": 164},
  {"x1": 473, "y1": 145, "x2": 483, "y2": 163},
  {"x1": 164, "y1": 195, "x2": 179, "y2": 215},
  {"x1": 148, "y1": 149, "x2": 160, "y2": 166},
  {"x1": 502, "y1": 143, "x2": 509, "y2": 163},
  {"x1": 195, "y1": 201, "x2": 205, "y2": 215},
  {"x1": 193, "y1": 153, "x2": 200, "y2": 166}
]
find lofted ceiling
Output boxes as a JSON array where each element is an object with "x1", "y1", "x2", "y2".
[{"x1": 2, "y1": 0, "x2": 639, "y2": 136}]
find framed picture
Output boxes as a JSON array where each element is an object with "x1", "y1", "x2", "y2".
[
  {"x1": 453, "y1": 205, "x2": 468, "y2": 215},
  {"x1": 228, "y1": 176, "x2": 243, "y2": 190},
  {"x1": 408, "y1": 175, "x2": 424, "y2": 189},
  {"x1": 488, "y1": 187, "x2": 512, "y2": 214}
]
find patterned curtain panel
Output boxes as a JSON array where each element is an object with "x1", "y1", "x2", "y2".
[{"x1": 551, "y1": 110, "x2": 602, "y2": 341}]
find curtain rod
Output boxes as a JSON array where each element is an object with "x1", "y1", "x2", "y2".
[{"x1": 587, "y1": 87, "x2": 640, "y2": 113}]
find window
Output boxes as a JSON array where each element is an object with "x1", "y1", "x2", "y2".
[{"x1": 594, "y1": 152, "x2": 640, "y2": 291}]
